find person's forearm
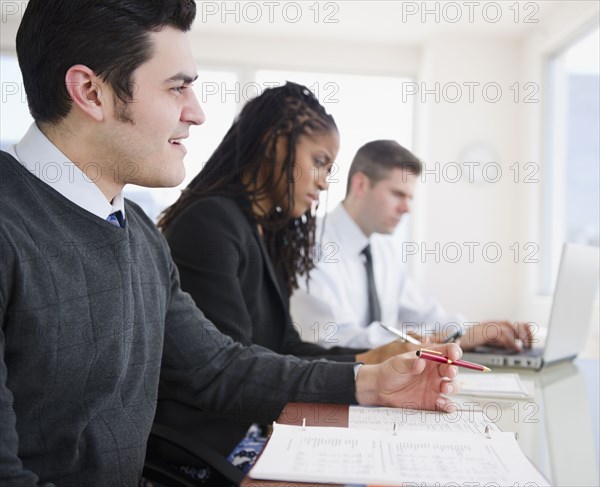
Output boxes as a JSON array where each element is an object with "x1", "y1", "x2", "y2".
[{"x1": 354, "y1": 364, "x2": 379, "y2": 405}]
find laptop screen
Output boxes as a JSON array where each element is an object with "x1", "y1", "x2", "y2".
[{"x1": 543, "y1": 243, "x2": 600, "y2": 365}]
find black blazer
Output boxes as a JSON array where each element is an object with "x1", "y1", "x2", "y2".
[
  {"x1": 163, "y1": 195, "x2": 363, "y2": 359},
  {"x1": 156, "y1": 195, "x2": 365, "y2": 455}
]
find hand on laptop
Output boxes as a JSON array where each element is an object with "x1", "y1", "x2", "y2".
[{"x1": 459, "y1": 321, "x2": 534, "y2": 352}]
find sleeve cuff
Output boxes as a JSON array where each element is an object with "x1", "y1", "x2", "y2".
[{"x1": 353, "y1": 363, "x2": 363, "y2": 381}]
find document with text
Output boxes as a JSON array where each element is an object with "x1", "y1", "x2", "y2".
[{"x1": 250, "y1": 413, "x2": 549, "y2": 486}]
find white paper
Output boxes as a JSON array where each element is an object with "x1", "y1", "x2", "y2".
[
  {"x1": 348, "y1": 406, "x2": 501, "y2": 434},
  {"x1": 458, "y1": 372, "x2": 532, "y2": 398},
  {"x1": 450, "y1": 395, "x2": 525, "y2": 412},
  {"x1": 249, "y1": 424, "x2": 550, "y2": 486}
]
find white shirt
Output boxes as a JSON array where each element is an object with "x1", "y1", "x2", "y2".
[
  {"x1": 290, "y1": 203, "x2": 465, "y2": 348},
  {"x1": 6, "y1": 123, "x2": 125, "y2": 220}
]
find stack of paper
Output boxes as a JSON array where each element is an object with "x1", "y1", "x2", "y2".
[{"x1": 458, "y1": 372, "x2": 533, "y2": 399}]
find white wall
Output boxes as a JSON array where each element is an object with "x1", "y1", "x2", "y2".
[
  {"x1": 189, "y1": 31, "x2": 420, "y2": 76},
  {"x1": 409, "y1": 3, "x2": 599, "y2": 347},
  {"x1": 411, "y1": 36, "x2": 525, "y2": 321}
]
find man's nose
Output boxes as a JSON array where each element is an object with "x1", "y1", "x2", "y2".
[{"x1": 183, "y1": 90, "x2": 206, "y2": 126}]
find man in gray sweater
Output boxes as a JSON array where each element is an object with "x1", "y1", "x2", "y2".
[{"x1": 0, "y1": 1, "x2": 461, "y2": 485}]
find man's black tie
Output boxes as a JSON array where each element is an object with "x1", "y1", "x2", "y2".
[{"x1": 361, "y1": 244, "x2": 381, "y2": 324}]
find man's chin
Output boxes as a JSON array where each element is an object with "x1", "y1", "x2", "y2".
[
  {"x1": 168, "y1": 171, "x2": 186, "y2": 188},
  {"x1": 387, "y1": 220, "x2": 402, "y2": 233},
  {"x1": 157, "y1": 165, "x2": 186, "y2": 188},
  {"x1": 131, "y1": 171, "x2": 186, "y2": 189},
  {"x1": 376, "y1": 225, "x2": 395, "y2": 235}
]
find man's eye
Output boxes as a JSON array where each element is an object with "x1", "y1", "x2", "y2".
[{"x1": 171, "y1": 86, "x2": 185, "y2": 94}]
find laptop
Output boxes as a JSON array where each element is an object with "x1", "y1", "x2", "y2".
[{"x1": 462, "y1": 243, "x2": 599, "y2": 370}]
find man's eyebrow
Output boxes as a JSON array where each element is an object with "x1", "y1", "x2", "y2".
[{"x1": 165, "y1": 73, "x2": 199, "y2": 84}]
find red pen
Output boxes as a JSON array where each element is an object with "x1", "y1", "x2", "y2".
[{"x1": 416, "y1": 348, "x2": 491, "y2": 372}]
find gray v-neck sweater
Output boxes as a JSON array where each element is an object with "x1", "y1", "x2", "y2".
[{"x1": 0, "y1": 152, "x2": 356, "y2": 486}]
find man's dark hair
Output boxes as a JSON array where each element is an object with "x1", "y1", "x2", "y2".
[
  {"x1": 16, "y1": 0, "x2": 197, "y2": 124},
  {"x1": 345, "y1": 140, "x2": 422, "y2": 195}
]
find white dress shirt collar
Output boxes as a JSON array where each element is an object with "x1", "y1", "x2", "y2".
[
  {"x1": 328, "y1": 202, "x2": 370, "y2": 256},
  {"x1": 6, "y1": 122, "x2": 125, "y2": 221}
]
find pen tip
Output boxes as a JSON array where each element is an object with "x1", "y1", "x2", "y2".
[{"x1": 483, "y1": 366, "x2": 492, "y2": 373}]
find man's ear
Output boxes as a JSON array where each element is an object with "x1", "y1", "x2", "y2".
[
  {"x1": 64, "y1": 65, "x2": 106, "y2": 122},
  {"x1": 351, "y1": 171, "x2": 370, "y2": 198}
]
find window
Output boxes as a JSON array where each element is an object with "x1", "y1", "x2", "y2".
[{"x1": 542, "y1": 27, "x2": 600, "y2": 294}]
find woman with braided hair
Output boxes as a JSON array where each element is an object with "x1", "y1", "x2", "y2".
[
  {"x1": 154, "y1": 82, "x2": 412, "y2": 474},
  {"x1": 159, "y1": 81, "x2": 340, "y2": 296}
]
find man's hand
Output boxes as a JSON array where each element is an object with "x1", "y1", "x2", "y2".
[
  {"x1": 355, "y1": 343, "x2": 461, "y2": 412},
  {"x1": 355, "y1": 340, "x2": 420, "y2": 364},
  {"x1": 459, "y1": 321, "x2": 534, "y2": 351}
]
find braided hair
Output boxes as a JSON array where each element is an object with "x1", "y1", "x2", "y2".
[{"x1": 158, "y1": 81, "x2": 337, "y2": 292}]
